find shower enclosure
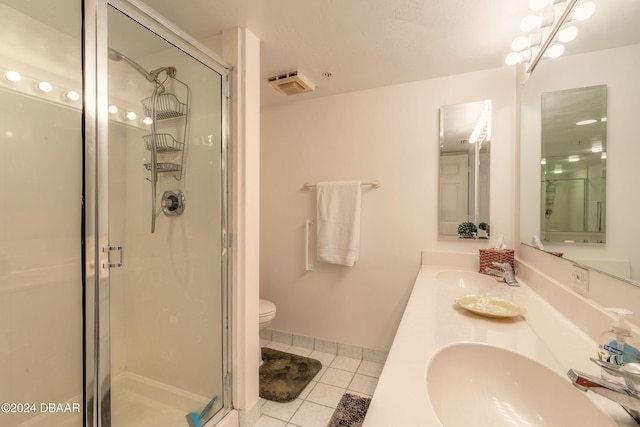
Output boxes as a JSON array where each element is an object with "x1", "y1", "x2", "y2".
[{"x1": 0, "y1": 0, "x2": 231, "y2": 426}]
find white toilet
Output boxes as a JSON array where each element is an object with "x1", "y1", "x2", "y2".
[
  {"x1": 259, "y1": 299, "x2": 276, "y2": 366},
  {"x1": 259, "y1": 299, "x2": 276, "y2": 332}
]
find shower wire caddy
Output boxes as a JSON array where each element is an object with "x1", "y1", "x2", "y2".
[
  {"x1": 142, "y1": 73, "x2": 190, "y2": 234},
  {"x1": 141, "y1": 79, "x2": 190, "y2": 182}
]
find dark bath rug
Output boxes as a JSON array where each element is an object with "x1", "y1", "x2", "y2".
[
  {"x1": 327, "y1": 393, "x2": 372, "y2": 427},
  {"x1": 259, "y1": 347, "x2": 322, "y2": 402}
]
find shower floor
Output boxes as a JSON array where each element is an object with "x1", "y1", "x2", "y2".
[
  {"x1": 111, "y1": 389, "x2": 189, "y2": 426},
  {"x1": 110, "y1": 373, "x2": 218, "y2": 427}
]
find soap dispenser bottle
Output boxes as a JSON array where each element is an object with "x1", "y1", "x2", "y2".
[{"x1": 597, "y1": 308, "x2": 640, "y2": 384}]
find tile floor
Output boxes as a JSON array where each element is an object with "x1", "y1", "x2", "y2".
[{"x1": 256, "y1": 340, "x2": 384, "y2": 427}]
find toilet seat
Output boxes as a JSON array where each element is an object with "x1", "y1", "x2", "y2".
[{"x1": 259, "y1": 299, "x2": 276, "y2": 320}]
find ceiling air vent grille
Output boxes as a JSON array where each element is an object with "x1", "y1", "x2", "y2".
[{"x1": 267, "y1": 70, "x2": 315, "y2": 96}]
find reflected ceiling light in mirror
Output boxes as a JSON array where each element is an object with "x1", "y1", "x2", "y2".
[
  {"x1": 576, "y1": 119, "x2": 597, "y2": 125},
  {"x1": 591, "y1": 145, "x2": 602, "y2": 153},
  {"x1": 541, "y1": 158, "x2": 547, "y2": 165},
  {"x1": 572, "y1": 2, "x2": 596, "y2": 21},
  {"x1": 65, "y1": 90, "x2": 80, "y2": 101},
  {"x1": 125, "y1": 111, "x2": 137, "y2": 121},
  {"x1": 568, "y1": 155, "x2": 580, "y2": 162},
  {"x1": 5, "y1": 70, "x2": 21, "y2": 83},
  {"x1": 108, "y1": 105, "x2": 119, "y2": 114},
  {"x1": 601, "y1": 152, "x2": 607, "y2": 159},
  {"x1": 37, "y1": 81, "x2": 53, "y2": 93},
  {"x1": 142, "y1": 116, "x2": 153, "y2": 125}
]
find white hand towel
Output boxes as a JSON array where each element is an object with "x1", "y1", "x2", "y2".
[{"x1": 316, "y1": 181, "x2": 361, "y2": 267}]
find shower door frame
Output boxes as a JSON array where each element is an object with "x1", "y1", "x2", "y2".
[{"x1": 83, "y1": 1, "x2": 232, "y2": 426}]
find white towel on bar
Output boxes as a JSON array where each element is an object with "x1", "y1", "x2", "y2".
[{"x1": 316, "y1": 181, "x2": 362, "y2": 267}]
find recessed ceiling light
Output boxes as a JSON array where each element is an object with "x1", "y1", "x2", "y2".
[
  {"x1": 37, "y1": 81, "x2": 53, "y2": 93},
  {"x1": 125, "y1": 111, "x2": 137, "y2": 121},
  {"x1": 5, "y1": 70, "x2": 21, "y2": 83},
  {"x1": 65, "y1": 90, "x2": 80, "y2": 101},
  {"x1": 108, "y1": 105, "x2": 119, "y2": 114},
  {"x1": 558, "y1": 26, "x2": 579, "y2": 43}
]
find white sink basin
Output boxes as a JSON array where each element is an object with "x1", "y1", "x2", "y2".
[
  {"x1": 436, "y1": 270, "x2": 501, "y2": 289},
  {"x1": 426, "y1": 342, "x2": 617, "y2": 427}
]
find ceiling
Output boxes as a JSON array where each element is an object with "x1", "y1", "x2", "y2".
[{"x1": 140, "y1": 0, "x2": 530, "y2": 107}]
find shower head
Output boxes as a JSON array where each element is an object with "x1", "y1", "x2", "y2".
[{"x1": 107, "y1": 48, "x2": 174, "y2": 84}]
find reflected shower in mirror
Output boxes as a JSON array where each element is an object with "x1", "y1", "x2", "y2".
[
  {"x1": 540, "y1": 85, "x2": 607, "y2": 244},
  {"x1": 439, "y1": 100, "x2": 491, "y2": 238}
]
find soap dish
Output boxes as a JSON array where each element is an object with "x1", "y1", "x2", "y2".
[{"x1": 455, "y1": 295, "x2": 526, "y2": 318}]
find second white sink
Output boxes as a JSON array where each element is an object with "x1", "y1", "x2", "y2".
[{"x1": 426, "y1": 342, "x2": 617, "y2": 426}]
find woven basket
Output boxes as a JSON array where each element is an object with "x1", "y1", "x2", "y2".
[{"x1": 479, "y1": 249, "x2": 515, "y2": 276}]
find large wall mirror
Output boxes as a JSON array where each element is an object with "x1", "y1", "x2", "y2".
[
  {"x1": 520, "y1": 0, "x2": 640, "y2": 283},
  {"x1": 439, "y1": 100, "x2": 491, "y2": 238}
]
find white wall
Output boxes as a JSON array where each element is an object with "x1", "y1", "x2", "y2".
[{"x1": 261, "y1": 66, "x2": 517, "y2": 351}]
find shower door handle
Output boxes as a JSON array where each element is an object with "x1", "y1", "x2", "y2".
[{"x1": 102, "y1": 245, "x2": 124, "y2": 269}]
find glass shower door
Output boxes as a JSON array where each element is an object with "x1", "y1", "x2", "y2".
[{"x1": 104, "y1": 4, "x2": 229, "y2": 426}]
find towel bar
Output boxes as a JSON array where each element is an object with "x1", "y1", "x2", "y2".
[{"x1": 303, "y1": 180, "x2": 380, "y2": 189}]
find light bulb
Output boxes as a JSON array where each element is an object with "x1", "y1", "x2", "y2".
[
  {"x1": 125, "y1": 111, "x2": 137, "y2": 121},
  {"x1": 108, "y1": 105, "x2": 119, "y2": 114},
  {"x1": 572, "y1": 2, "x2": 596, "y2": 21},
  {"x1": 505, "y1": 52, "x2": 522, "y2": 66},
  {"x1": 5, "y1": 70, "x2": 21, "y2": 83},
  {"x1": 558, "y1": 26, "x2": 578, "y2": 43},
  {"x1": 37, "y1": 81, "x2": 53, "y2": 93},
  {"x1": 143, "y1": 117, "x2": 153, "y2": 125},
  {"x1": 529, "y1": 0, "x2": 552, "y2": 11},
  {"x1": 547, "y1": 43, "x2": 565, "y2": 58},
  {"x1": 512, "y1": 36, "x2": 530, "y2": 52},
  {"x1": 520, "y1": 14, "x2": 541, "y2": 32}
]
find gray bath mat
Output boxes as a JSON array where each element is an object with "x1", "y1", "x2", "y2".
[
  {"x1": 259, "y1": 347, "x2": 322, "y2": 402},
  {"x1": 327, "y1": 393, "x2": 372, "y2": 427}
]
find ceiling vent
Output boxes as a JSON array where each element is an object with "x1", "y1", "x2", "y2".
[{"x1": 267, "y1": 70, "x2": 315, "y2": 96}]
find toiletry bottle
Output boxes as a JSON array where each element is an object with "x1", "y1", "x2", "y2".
[{"x1": 597, "y1": 308, "x2": 640, "y2": 384}]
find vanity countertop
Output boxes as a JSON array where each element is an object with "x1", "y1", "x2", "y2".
[{"x1": 363, "y1": 265, "x2": 637, "y2": 427}]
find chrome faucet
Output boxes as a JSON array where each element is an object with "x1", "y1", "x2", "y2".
[
  {"x1": 485, "y1": 262, "x2": 519, "y2": 286},
  {"x1": 567, "y1": 358, "x2": 640, "y2": 423}
]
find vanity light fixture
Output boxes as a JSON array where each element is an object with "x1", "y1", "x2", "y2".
[
  {"x1": 506, "y1": 0, "x2": 596, "y2": 72},
  {"x1": 5, "y1": 70, "x2": 21, "y2": 83}
]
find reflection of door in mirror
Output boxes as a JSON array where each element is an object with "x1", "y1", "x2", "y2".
[
  {"x1": 439, "y1": 100, "x2": 491, "y2": 237},
  {"x1": 540, "y1": 85, "x2": 606, "y2": 244}
]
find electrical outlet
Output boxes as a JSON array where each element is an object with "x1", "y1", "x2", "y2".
[{"x1": 571, "y1": 265, "x2": 589, "y2": 293}]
